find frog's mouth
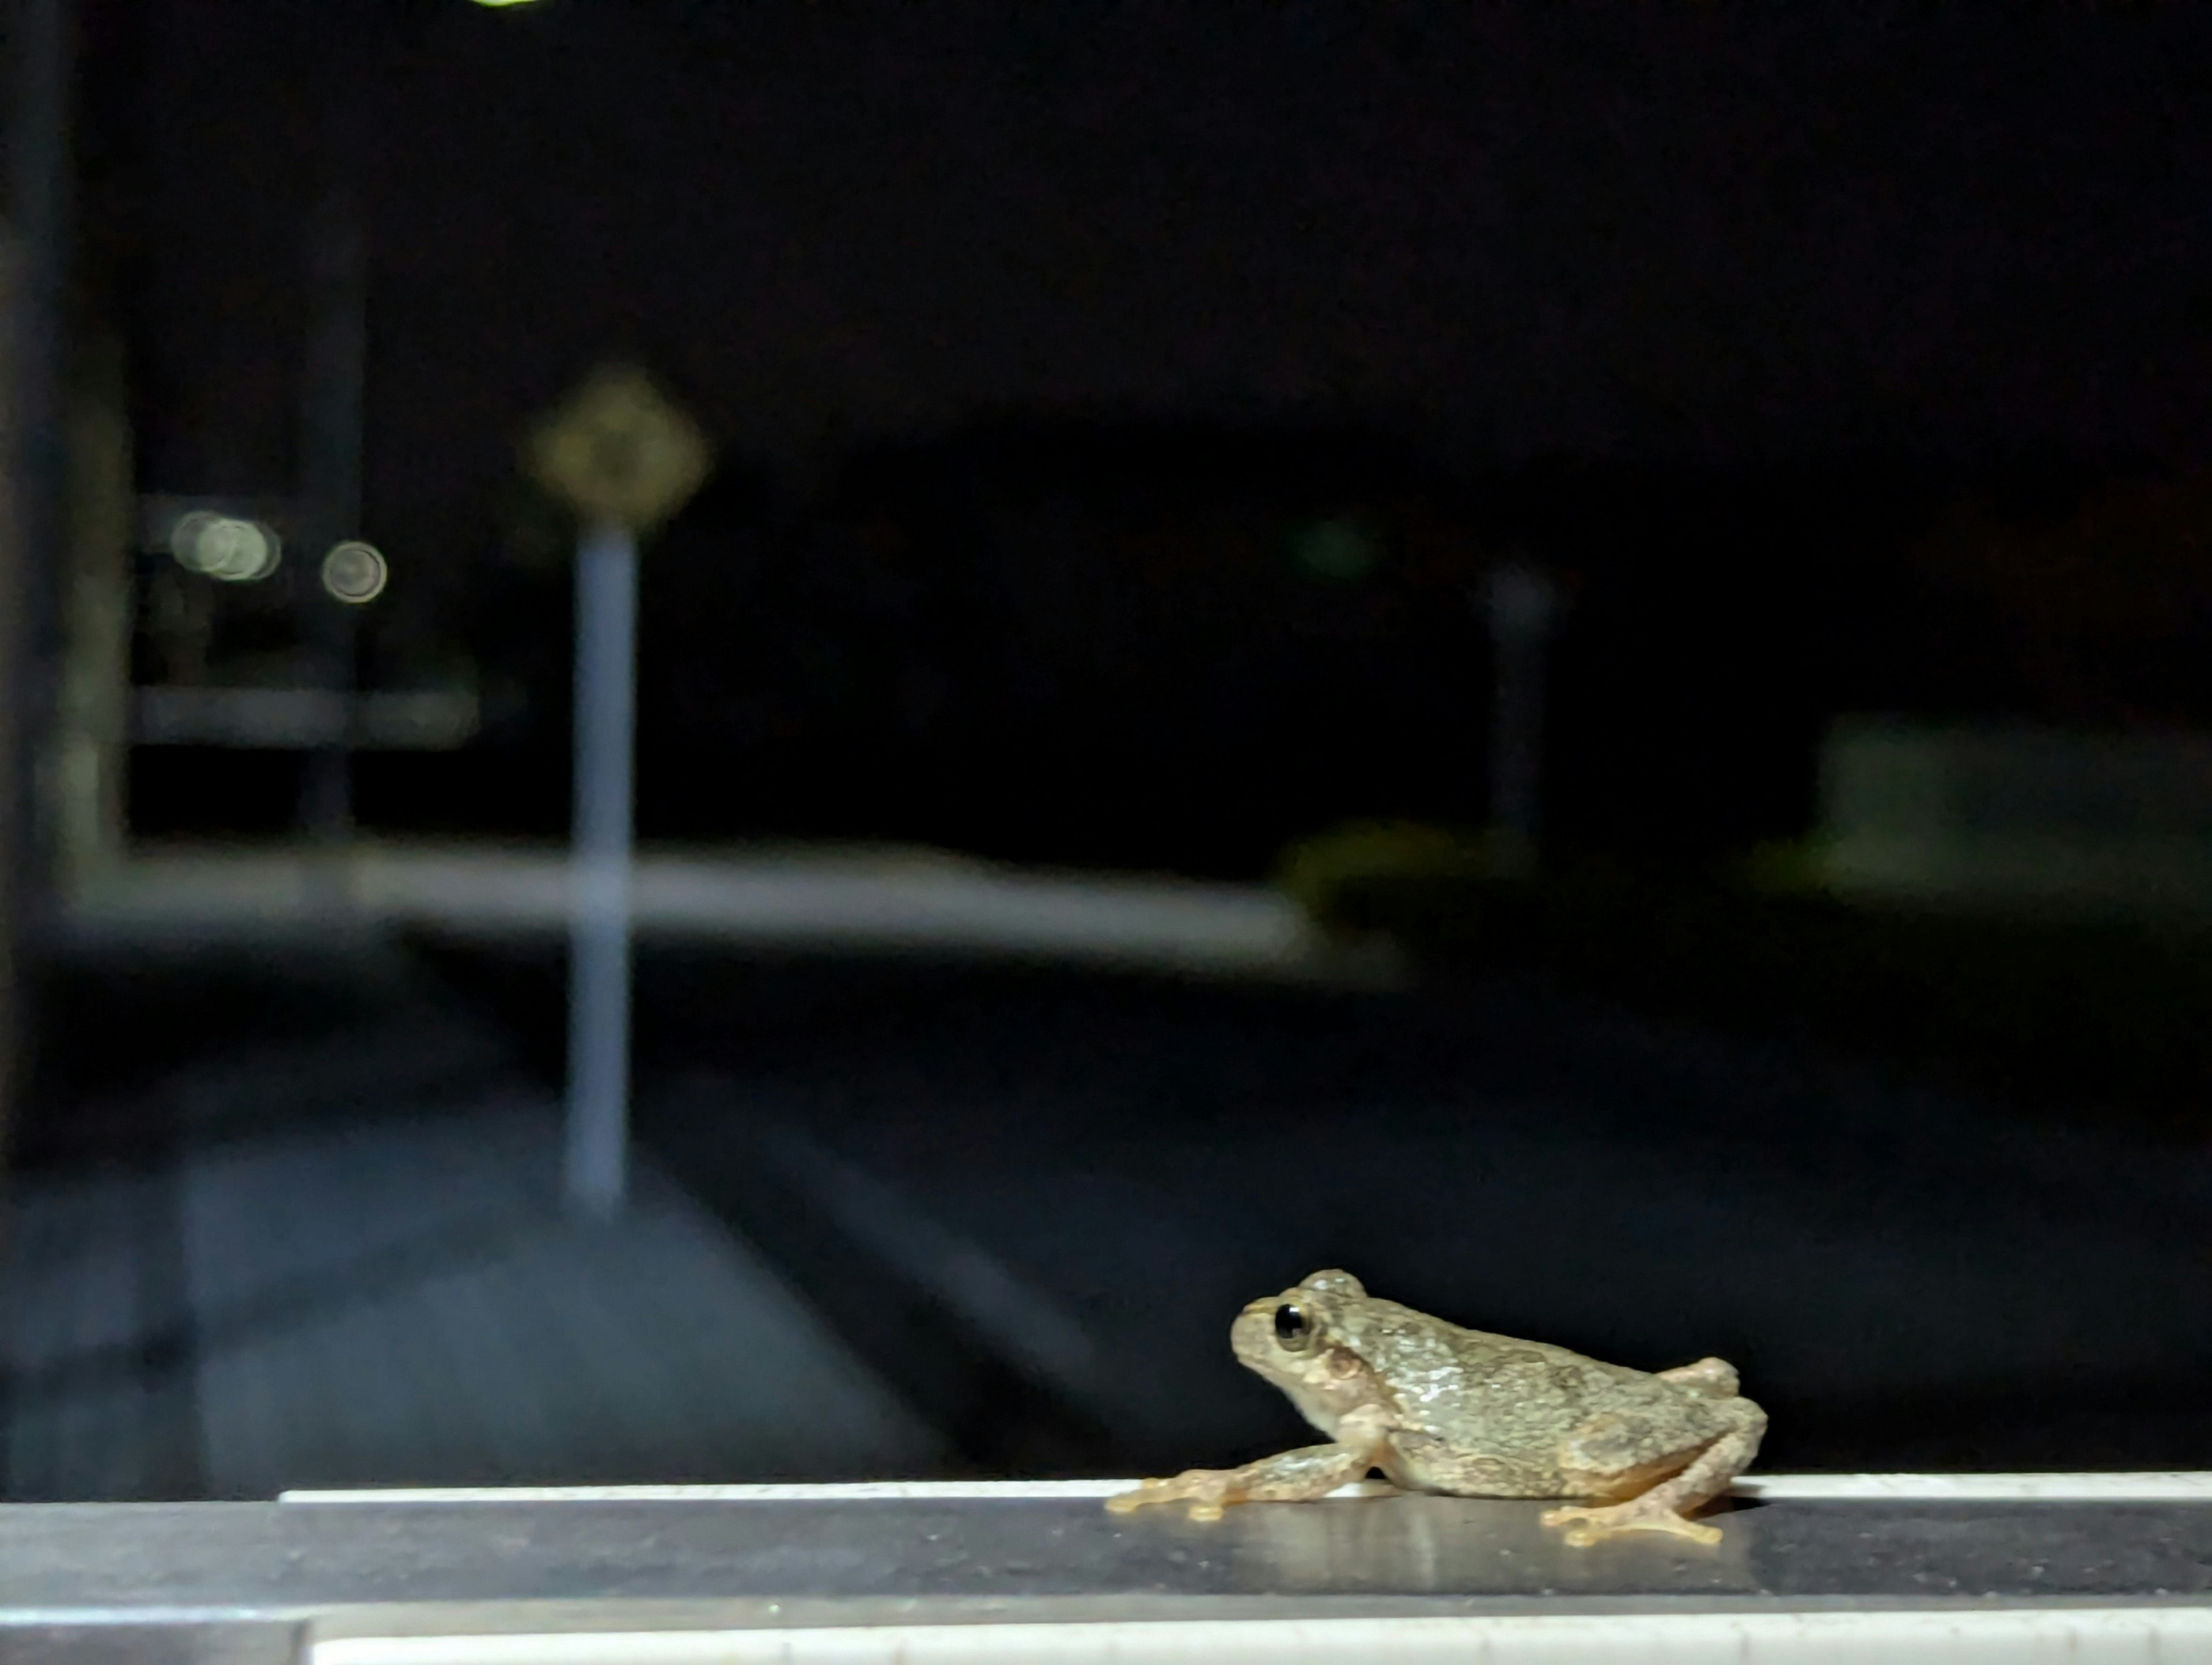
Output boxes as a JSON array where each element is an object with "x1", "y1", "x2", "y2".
[
  {"x1": 1234, "y1": 1300, "x2": 1378, "y2": 1443},
  {"x1": 1230, "y1": 1300, "x2": 1290, "y2": 1379},
  {"x1": 1230, "y1": 1298, "x2": 1330, "y2": 1397}
]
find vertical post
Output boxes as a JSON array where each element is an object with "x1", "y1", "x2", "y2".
[
  {"x1": 566, "y1": 519, "x2": 638, "y2": 1218},
  {"x1": 0, "y1": 234, "x2": 24, "y2": 1284},
  {"x1": 1483, "y1": 561, "x2": 1559, "y2": 881},
  {"x1": 297, "y1": 0, "x2": 370, "y2": 897},
  {"x1": 4, "y1": 0, "x2": 74, "y2": 1365},
  {"x1": 12, "y1": 0, "x2": 72, "y2": 923},
  {"x1": 56, "y1": 333, "x2": 131, "y2": 892},
  {"x1": 298, "y1": 190, "x2": 366, "y2": 856}
]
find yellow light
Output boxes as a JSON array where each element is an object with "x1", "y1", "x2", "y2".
[{"x1": 471, "y1": 1, "x2": 543, "y2": 7}]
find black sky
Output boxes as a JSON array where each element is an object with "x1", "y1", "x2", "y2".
[{"x1": 87, "y1": 1, "x2": 2212, "y2": 571}]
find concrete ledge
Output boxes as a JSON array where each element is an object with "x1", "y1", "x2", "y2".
[{"x1": 56, "y1": 843, "x2": 1400, "y2": 985}]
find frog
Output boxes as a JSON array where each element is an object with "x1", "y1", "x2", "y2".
[{"x1": 1105, "y1": 1270, "x2": 1765, "y2": 1546}]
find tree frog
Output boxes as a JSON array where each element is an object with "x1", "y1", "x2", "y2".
[{"x1": 1107, "y1": 1270, "x2": 1765, "y2": 1546}]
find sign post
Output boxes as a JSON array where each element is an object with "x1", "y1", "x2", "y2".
[
  {"x1": 0, "y1": 237, "x2": 25, "y2": 1246},
  {"x1": 1481, "y1": 560, "x2": 1560, "y2": 882},
  {"x1": 525, "y1": 365, "x2": 710, "y2": 1218}
]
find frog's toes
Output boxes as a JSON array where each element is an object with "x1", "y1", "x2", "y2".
[
  {"x1": 1540, "y1": 1501, "x2": 1724, "y2": 1548},
  {"x1": 1105, "y1": 1470, "x2": 1234, "y2": 1519},
  {"x1": 1104, "y1": 1478, "x2": 1169, "y2": 1515}
]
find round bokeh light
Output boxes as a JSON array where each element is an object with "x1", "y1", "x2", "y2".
[
  {"x1": 172, "y1": 512, "x2": 281, "y2": 582},
  {"x1": 321, "y1": 540, "x2": 390, "y2": 605}
]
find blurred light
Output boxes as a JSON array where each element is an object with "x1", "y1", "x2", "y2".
[
  {"x1": 1483, "y1": 562, "x2": 1559, "y2": 642},
  {"x1": 171, "y1": 511, "x2": 281, "y2": 583},
  {"x1": 1291, "y1": 518, "x2": 1378, "y2": 582},
  {"x1": 321, "y1": 541, "x2": 390, "y2": 605},
  {"x1": 167, "y1": 510, "x2": 217, "y2": 568},
  {"x1": 470, "y1": 0, "x2": 543, "y2": 7}
]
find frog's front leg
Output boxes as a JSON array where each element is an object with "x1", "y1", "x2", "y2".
[
  {"x1": 1106, "y1": 1397, "x2": 1397, "y2": 1530},
  {"x1": 1541, "y1": 1397, "x2": 1766, "y2": 1548},
  {"x1": 1109, "y1": 1406, "x2": 1396, "y2": 1522},
  {"x1": 1106, "y1": 1440, "x2": 1379, "y2": 1522}
]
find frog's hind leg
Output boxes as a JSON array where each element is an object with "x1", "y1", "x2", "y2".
[
  {"x1": 1107, "y1": 1440, "x2": 1377, "y2": 1523},
  {"x1": 1541, "y1": 1399, "x2": 1767, "y2": 1548}
]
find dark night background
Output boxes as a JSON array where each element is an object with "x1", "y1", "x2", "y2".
[
  {"x1": 7, "y1": 0, "x2": 2212, "y2": 1505},
  {"x1": 81, "y1": 0, "x2": 2212, "y2": 863}
]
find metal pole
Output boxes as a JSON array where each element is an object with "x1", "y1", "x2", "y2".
[
  {"x1": 12, "y1": 0, "x2": 71, "y2": 920},
  {"x1": 298, "y1": 189, "x2": 365, "y2": 855},
  {"x1": 566, "y1": 518, "x2": 638, "y2": 1218},
  {"x1": 297, "y1": 0, "x2": 370, "y2": 889},
  {"x1": 1483, "y1": 562, "x2": 1558, "y2": 881},
  {"x1": 2, "y1": 0, "x2": 71, "y2": 1478},
  {"x1": 0, "y1": 234, "x2": 25, "y2": 1317}
]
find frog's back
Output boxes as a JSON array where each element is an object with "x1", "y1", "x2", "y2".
[
  {"x1": 1338, "y1": 1300, "x2": 1705, "y2": 1496},
  {"x1": 1338, "y1": 1301, "x2": 1645, "y2": 1420}
]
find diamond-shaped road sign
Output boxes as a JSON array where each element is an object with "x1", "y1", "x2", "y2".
[{"x1": 524, "y1": 363, "x2": 713, "y2": 535}]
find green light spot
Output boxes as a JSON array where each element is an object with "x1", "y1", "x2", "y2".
[{"x1": 1290, "y1": 519, "x2": 1378, "y2": 582}]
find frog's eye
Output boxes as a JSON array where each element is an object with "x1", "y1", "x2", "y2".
[{"x1": 1274, "y1": 1303, "x2": 1313, "y2": 1349}]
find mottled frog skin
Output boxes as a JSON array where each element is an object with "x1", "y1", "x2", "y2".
[{"x1": 1107, "y1": 1270, "x2": 1765, "y2": 1546}]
